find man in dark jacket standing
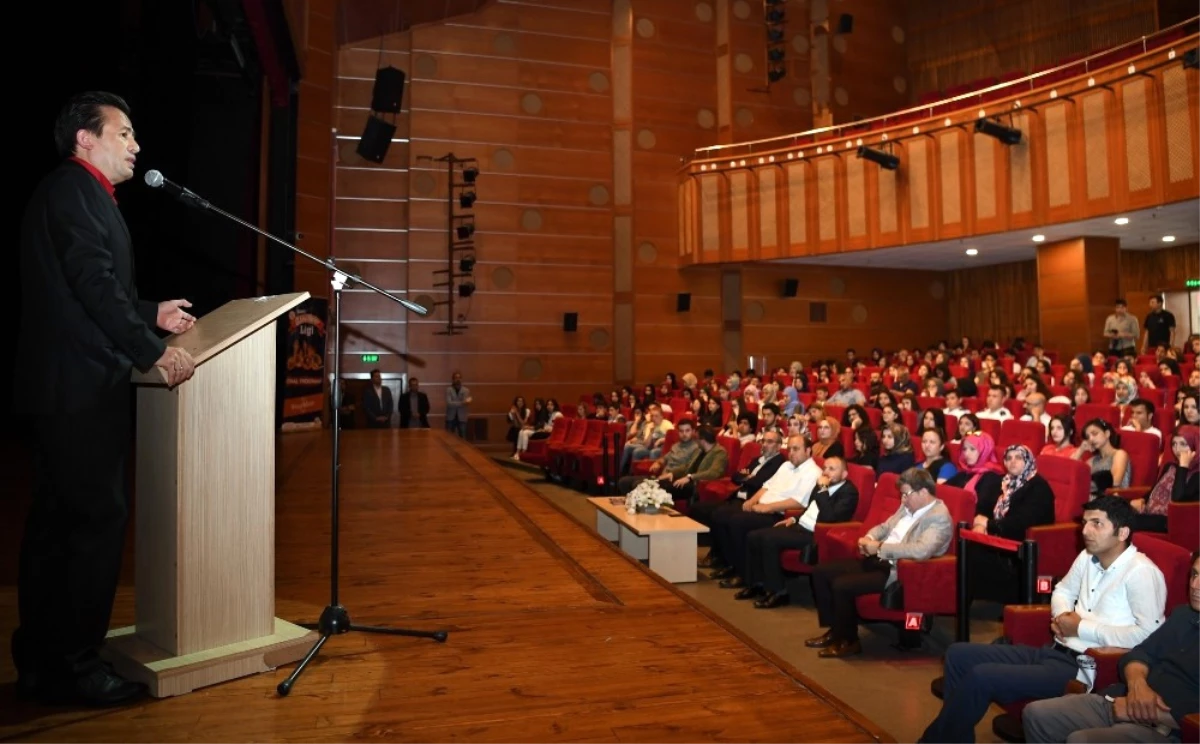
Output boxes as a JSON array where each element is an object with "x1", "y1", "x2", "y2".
[
  {"x1": 13, "y1": 91, "x2": 196, "y2": 706},
  {"x1": 398, "y1": 376, "x2": 430, "y2": 428},
  {"x1": 362, "y1": 369, "x2": 394, "y2": 428}
]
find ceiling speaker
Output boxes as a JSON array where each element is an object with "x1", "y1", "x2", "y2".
[
  {"x1": 563, "y1": 313, "x2": 578, "y2": 332},
  {"x1": 371, "y1": 66, "x2": 406, "y2": 113},
  {"x1": 357, "y1": 115, "x2": 395, "y2": 163},
  {"x1": 676, "y1": 293, "x2": 691, "y2": 312}
]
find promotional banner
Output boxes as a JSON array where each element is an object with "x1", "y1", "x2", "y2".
[{"x1": 281, "y1": 297, "x2": 328, "y2": 432}]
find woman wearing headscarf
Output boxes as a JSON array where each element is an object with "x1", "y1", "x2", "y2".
[
  {"x1": 946, "y1": 432, "x2": 1004, "y2": 505},
  {"x1": 1113, "y1": 376, "x2": 1138, "y2": 408},
  {"x1": 1128, "y1": 425, "x2": 1199, "y2": 532},
  {"x1": 966, "y1": 444, "x2": 1056, "y2": 603},
  {"x1": 810, "y1": 416, "x2": 844, "y2": 460},
  {"x1": 877, "y1": 422, "x2": 916, "y2": 475}
]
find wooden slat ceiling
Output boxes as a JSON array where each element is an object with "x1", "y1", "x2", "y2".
[{"x1": 338, "y1": 0, "x2": 491, "y2": 46}]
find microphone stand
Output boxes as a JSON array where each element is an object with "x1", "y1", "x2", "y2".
[{"x1": 155, "y1": 186, "x2": 448, "y2": 698}]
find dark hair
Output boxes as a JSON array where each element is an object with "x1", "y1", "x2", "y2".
[
  {"x1": 370, "y1": 368, "x2": 381, "y2": 376},
  {"x1": 54, "y1": 91, "x2": 132, "y2": 159},
  {"x1": 761, "y1": 402, "x2": 780, "y2": 417},
  {"x1": 1128, "y1": 398, "x2": 1154, "y2": 416},
  {"x1": 920, "y1": 408, "x2": 947, "y2": 432},
  {"x1": 676, "y1": 417, "x2": 695, "y2": 430},
  {"x1": 736, "y1": 413, "x2": 757, "y2": 428},
  {"x1": 1082, "y1": 495, "x2": 1136, "y2": 542},
  {"x1": 1084, "y1": 417, "x2": 1121, "y2": 448},
  {"x1": 1048, "y1": 414, "x2": 1075, "y2": 444},
  {"x1": 697, "y1": 427, "x2": 717, "y2": 445},
  {"x1": 703, "y1": 368, "x2": 714, "y2": 377},
  {"x1": 1115, "y1": 298, "x2": 1127, "y2": 306},
  {"x1": 898, "y1": 467, "x2": 937, "y2": 496},
  {"x1": 842, "y1": 404, "x2": 869, "y2": 429},
  {"x1": 855, "y1": 427, "x2": 880, "y2": 457},
  {"x1": 958, "y1": 412, "x2": 981, "y2": 434}
]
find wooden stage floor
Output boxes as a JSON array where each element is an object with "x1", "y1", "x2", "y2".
[{"x1": 0, "y1": 429, "x2": 888, "y2": 742}]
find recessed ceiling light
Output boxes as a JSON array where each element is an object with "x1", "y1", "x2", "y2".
[
  {"x1": 1114, "y1": 217, "x2": 1129, "y2": 225},
  {"x1": 1032, "y1": 234, "x2": 1046, "y2": 242},
  {"x1": 1162, "y1": 235, "x2": 1176, "y2": 242},
  {"x1": 965, "y1": 248, "x2": 979, "y2": 256}
]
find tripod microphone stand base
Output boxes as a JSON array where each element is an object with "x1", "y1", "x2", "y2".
[{"x1": 276, "y1": 605, "x2": 448, "y2": 696}]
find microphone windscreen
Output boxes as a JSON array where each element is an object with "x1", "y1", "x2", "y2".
[{"x1": 144, "y1": 170, "x2": 164, "y2": 188}]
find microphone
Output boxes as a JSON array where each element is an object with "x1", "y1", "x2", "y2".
[{"x1": 144, "y1": 170, "x2": 210, "y2": 210}]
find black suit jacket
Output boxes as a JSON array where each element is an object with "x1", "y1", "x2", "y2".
[
  {"x1": 363, "y1": 384, "x2": 394, "y2": 428},
  {"x1": 809, "y1": 480, "x2": 860, "y2": 525},
  {"x1": 736, "y1": 453, "x2": 786, "y2": 496},
  {"x1": 16, "y1": 161, "x2": 164, "y2": 414},
  {"x1": 398, "y1": 391, "x2": 430, "y2": 428}
]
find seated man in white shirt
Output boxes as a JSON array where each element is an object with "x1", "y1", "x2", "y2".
[
  {"x1": 919, "y1": 496, "x2": 1167, "y2": 743},
  {"x1": 709, "y1": 435, "x2": 821, "y2": 587},
  {"x1": 1121, "y1": 398, "x2": 1162, "y2": 442},
  {"x1": 943, "y1": 389, "x2": 970, "y2": 419},
  {"x1": 977, "y1": 386, "x2": 1014, "y2": 422},
  {"x1": 1020, "y1": 392, "x2": 1051, "y2": 432}
]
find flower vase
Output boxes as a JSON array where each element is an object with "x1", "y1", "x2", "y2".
[{"x1": 638, "y1": 505, "x2": 660, "y2": 515}]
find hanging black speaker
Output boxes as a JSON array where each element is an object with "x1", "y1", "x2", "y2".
[
  {"x1": 783, "y1": 278, "x2": 799, "y2": 297},
  {"x1": 676, "y1": 293, "x2": 691, "y2": 312},
  {"x1": 563, "y1": 313, "x2": 578, "y2": 332},
  {"x1": 357, "y1": 115, "x2": 395, "y2": 163},
  {"x1": 371, "y1": 66, "x2": 407, "y2": 113},
  {"x1": 836, "y1": 13, "x2": 854, "y2": 34}
]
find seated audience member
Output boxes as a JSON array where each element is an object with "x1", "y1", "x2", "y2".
[
  {"x1": 738, "y1": 456, "x2": 861, "y2": 608},
  {"x1": 730, "y1": 413, "x2": 757, "y2": 445},
  {"x1": 919, "y1": 428, "x2": 958, "y2": 483},
  {"x1": 1040, "y1": 414, "x2": 1078, "y2": 459},
  {"x1": 1072, "y1": 418, "x2": 1131, "y2": 494},
  {"x1": 946, "y1": 432, "x2": 1004, "y2": 504},
  {"x1": 694, "y1": 432, "x2": 786, "y2": 567},
  {"x1": 943, "y1": 389, "x2": 970, "y2": 418},
  {"x1": 805, "y1": 468, "x2": 953, "y2": 658},
  {"x1": 842, "y1": 404, "x2": 869, "y2": 431},
  {"x1": 919, "y1": 408, "x2": 948, "y2": 436},
  {"x1": 699, "y1": 397, "x2": 724, "y2": 429},
  {"x1": 1177, "y1": 390, "x2": 1199, "y2": 427},
  {"x1": 1138, "y1": 369, "x2": 1158, "y2": 392},
  {"x1": 1021, "y1": 392, "x2": 1051, "y2": 432},
  {"x1": 811, "y1": 417, "x2": 844, "y2": 460},
  {"x1": 1071, "y1": 383, "x2": 1092, "y2": 412},
  {"x1": 878, "y1": 423, "x2": 916, "y2": 475},
  {"x1": 967, "y1": 444, "x2": 1055, "y2": 603},
  {"x1": 1114, "y1": 377, "x2": 1139, "y2": 412},
  {"x1": 506, "y1": 396, "x2": 532, "y2": 454},
  {"x1": 1189, "y1": 368, "x2": 1200, "y2": 389},
  {"x1": 880, "y1": 404, "x2": 901, "y2": 428},
  {"x1": 977, "y1": 386, "x2": 1015, "y2": 422},
  {"x1": 804, "y1": 402, "x2": 825, "y2": 426},
  {"x1": 708, "y1": 435, "x2": 822, "y2": 586},
  {"x1": 1022, "y1": 551, "x2": 1198, "y2": 744},
  {"x1": 1121, "y1": 397, "x2": 1162, "y2": 442},
  {"x1": 955, "y1": 412, "x2": 982, "y2": 443},
  {"x1": 891, "y1": 366, "x2": 919, "y2": 396},
  {"x1": 622, "y1": 405, "x2": 674, "y2": 474},
  {"x1": 617, "y1": 418, "x2": 698, "y2": 495},
  {"x1": 660, "y1": 427, "x2": 728, "y2": 506},
  {"x1": 828, "y1": 369, "x2": 867, "y2": 407},
  {"x1": 922, "y1": 377, "x2": 944, "y2": 398},
  {"x1": 849, "y1": 427, "x2": 880, "y2": 471},
  {"x1": 920, "y1": 496, "x2": 1167, "y2": 743},
  {"x1": 757, "y1": 403, "x2": 783, "y2": 441},
  {"x1": 813, "y1": 387, "x2": 830, "y2": 405},
  {"x1": 873, "y1": 389, "x2": 899, "y2": 411},
  {"x1": 1128, "y1": 426, "x2": 1199, "y2": 533},
  {"x1": 513, "y1": 398, "x2": 547, "y2": 458}
]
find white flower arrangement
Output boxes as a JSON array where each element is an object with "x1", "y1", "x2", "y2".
[{"x1": 626, "y1": 479, "x2": 674, "y2": 512}]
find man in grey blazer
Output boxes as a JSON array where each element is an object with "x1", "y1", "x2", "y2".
[{"x1": 806, "y1": 467, "x2": 953, "y2": 658}]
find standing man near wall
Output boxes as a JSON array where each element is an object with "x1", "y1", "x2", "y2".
[
  {"x1": 14, "y1": 91, "x2": 197, "y2": 706},
  {"x1": 446, "y1": 370, "x2": 471, "y2": 438}
]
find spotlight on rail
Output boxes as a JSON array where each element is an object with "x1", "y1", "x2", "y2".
[{"x1": 856, "y1": 145, "x2": 899, "y2": 170}]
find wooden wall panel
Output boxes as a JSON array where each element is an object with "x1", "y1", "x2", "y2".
[
  {"x1": 826, "y1": 0, "x2": 913, "y2": 120},
  {"x1": 292, "y1": 0, "x2": 336, "y2": 300},
  {"x1": 947, "y1": 260, "x2": 1040, "y2": 346}
]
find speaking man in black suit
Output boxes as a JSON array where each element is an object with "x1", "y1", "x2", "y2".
[
  {"x1": 13, "y1": 91, "x2": 197, "y2": 706},
  {"x1": 398, "y1": 376, "x2": 430, "y2": 428},
  {"x1": 362, "y1": 368, "x2": 394, "y2": 428}
]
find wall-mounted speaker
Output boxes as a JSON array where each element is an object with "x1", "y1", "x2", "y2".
[
  {"x1": 676, "y1": 293, "x2": 691, "y2": 312},
  {"x1": 371, "y1": 66, "x2": 407, "y2": 113},
  {"x1": 563, "y1": 312, "x2": 578, "y2": 332},
  {"x1": 357, "y1": 115, "x2": 395, "y2": 163},
  {"x1": 836, "y1": 13, "x2": 854, "y2": 34},
  {"x1": 782, "y1": 278, "x2": 799, "y2": 297}
]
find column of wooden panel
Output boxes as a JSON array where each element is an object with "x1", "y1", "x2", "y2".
[
  {"x1": 293, "y1": 0, "x2": 336, "y2": 300},
  {"x1": 1037, "y1": 237, "x2": 1121, "y2": 356}
]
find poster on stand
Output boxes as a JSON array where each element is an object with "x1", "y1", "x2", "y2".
[{"x1": 281, "y1": 297, "x2": 327, "y2": 432}]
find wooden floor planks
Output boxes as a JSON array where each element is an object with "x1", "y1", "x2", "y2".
[{"x1": 0, "y1": 429, "x2": 888, "y2": 742}]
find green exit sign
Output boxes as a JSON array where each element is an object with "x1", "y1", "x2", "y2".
[
  {"x1": 1186, "y1": 278, "x2": 1200, "y2": 289},
  {"x1": 361, "y1": 354, "x2": 380, "y2": 363}
]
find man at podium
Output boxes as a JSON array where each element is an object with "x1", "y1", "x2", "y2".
[{"x1": 13, "y1": 91, "x2": 199, "y2": 706}]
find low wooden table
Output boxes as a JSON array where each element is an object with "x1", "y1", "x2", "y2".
[{"x1": 587, "y1": 497, "x2": 710, "y2": 583}]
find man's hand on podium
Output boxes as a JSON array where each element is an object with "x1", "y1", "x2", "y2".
[
  {"x1": 157, "y1": 299, "x2": 196, "y2": 335},
  {"x1": 155, "y1": 346, "x2": 196, "y2": 386}
]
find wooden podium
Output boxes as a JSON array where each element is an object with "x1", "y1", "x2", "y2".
[{"x1": 104, "y1": 292, "x2": 318, "y2": 697}]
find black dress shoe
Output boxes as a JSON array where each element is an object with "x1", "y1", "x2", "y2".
[
  {"x1": 29, "y1": 663, "x2": 147, "y2": 707},
  {"x1": 804, "y1": 630, "x2": 837, "y2": 648},
  {"x1": 818, "y1": 639, "x2": 862, "y2": 658},
  {"x1": 733, "y1": 585, "x2": 764, "y2": 600},
  {"x1": 718, "y1": 576, "x2": 745, "y2": 589},
  {"x1": 709, "y1": 566, "x2": 736, "y2": 580},
  {"x1": 754, "y1": 591, "x2": 790, "y2": 609}
]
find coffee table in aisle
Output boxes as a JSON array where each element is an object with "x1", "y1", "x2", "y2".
[{"x1": 587, "y1": 497, "x2": 709, "y2": 583}]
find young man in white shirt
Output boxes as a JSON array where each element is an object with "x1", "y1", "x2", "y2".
[
  {"x1": 943, "y1": 389, "x2": 970, "y2": 419},
  {"x1": 977, "y1": 386, "x2": 1014, "y2": 422},
  {"x1": 920, "y1": 496, "x2": 1167, "y2": 743},
  {"x1": 709, "y1": 434, "x2": 821, "y2": 587},
  {"x1": 1121, "y1": 398, "x2": 1162, "y2": 442}
]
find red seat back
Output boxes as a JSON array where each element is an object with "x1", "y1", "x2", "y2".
[
  {"x1": 1035, "y1": 455, "x2": 1090, "y2": 522},
  {"x1": 1074, "y1": 403, "x2": 1120, "y2": 442},
  {"x1": 845, "y1": 463, "x2": 877, "y2": 521},
  {"x1": 1120, "y1": 430, "x2": 1160, "y2": 488},
  {"x1": 1000, "y1": 419, "x2": 1047, "y2": 454},
  {"x1": 864, "y1": 473, "x2": 903, "y2": 531},
  {"x1": 865, "y1": 407, "x2": 883, "y2": 429},
  {"x1": 1132, "y1": 533, "x2": 1192, "y2": 611},
  {"x1": 902, "y1": 409, "x2": 920, "y2": 437},
  {"x1": 580, "y1": 419, "x2": 608, "y2": 447},
  {"x1": 736, "y1": 441, "x2": 762, "y2": 470},
  {"x1": 918, "y1": 396, "x2": 945, "y2": 410},
  {"x1": 661, "y1": 428, "x2": 679, "y2": 452},
  {"x1": 563, "y1": 418, "x2": 589, "y2": 446},
  {"x1": 978, "y1": 417, "x2": 1002, "y2": 442},
  {"x1": 718, "y1": 437, "x2": 740, "y2": 477},
  {"x1": 1088, "y1": 387, "x2": 1116, "y2": 405},
  {"x1": 1004, "y1": 399, "x2": 1025, "y2": 419},
  {"x1": 936, "y1": 484, "x2": 978, "y2": 556}
]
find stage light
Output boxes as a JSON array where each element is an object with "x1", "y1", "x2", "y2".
[
  {"x1": 766, "y1": 9, "x2": 784, "y2": 23},
  {"x1": 1114, "y1": 217, "x2": 1129, "y2": 225},
  {"x1": 768, "y1": 67, "x2": 786, "y2": 83},
  {"x1": 459, "y1": 256, "x2": 476, "y2": 272},
  {"x1": 857, "y1": 145, "x2": 899, "y2": 170},
  {"x1": 456, "y1": 223, "x2": 475, "y2": 240},
  {"x1": 462, "y1": 166, "x2": 479, "y2": 183},
  {"x1": 459, "y1": 191, "x2": 476, "y2": 208},
  {"x1": 767, "y1": 28, "x2": 784, "y2": 43},
  {"x1": 458, "y1": 283, "x2": 475, "y2": 298},
  {"x1": 1184, "y1": 49, "x2": 1198, "y2": 70},
  {"x1": 768, "y1": 48, "x2": 785, "y2": 63},
  {"x1": 1032, "y1": 234, "x2": 1045, "y2": 242},
  {"x1": 1162, "y1": 235, "x2": 1176, "y2": 242},
  {"x1": 975, "y1": 118, "x2": 1022, "y2": 145},
  {"x1": 965, "y1": 248, "x2": 979, "y2": 256}
]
